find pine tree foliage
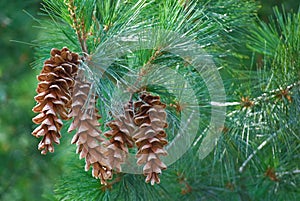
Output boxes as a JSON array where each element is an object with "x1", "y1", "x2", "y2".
[{"x1": 30, "y1": 0, "x2": 300, "y2": 200}]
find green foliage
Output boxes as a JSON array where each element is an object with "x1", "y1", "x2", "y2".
[
  {"x1": 30, "y1": 0, "x2": 300, "y2": 200},
  {"x1": 1, "y1": 0, "x2": 299, "y2": 200},
  {"x1": 222, "y1": 5, "x2": 300, "y2": 200}
]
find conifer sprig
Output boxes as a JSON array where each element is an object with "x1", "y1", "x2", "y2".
[
  {"x1": 65, "y1": 0, "x2": 88, "y2": 54},
  {"x1": 31, "y1": 0, "x2": 300, "y2": 200}
]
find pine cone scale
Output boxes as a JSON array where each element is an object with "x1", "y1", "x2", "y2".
[
  {"x1": 68, "y1": 71, "x2": 111, "y2": 185},
  {"x1": 103, "y1": 102, "x2": 136, "y2": 173},
  {"x1": 32, "y1": 47, "x2": 79, "y2": 154},
  {"x1": 133, "y1": 93, "x2": 168, "y2": 185}
]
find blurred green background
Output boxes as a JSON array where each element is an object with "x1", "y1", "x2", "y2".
[{"x1": 0, "y1": 0, "x2": 299, "y2": 200}]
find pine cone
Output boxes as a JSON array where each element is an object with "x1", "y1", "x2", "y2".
[
  {"x1": 103, "y1": 102, "x2": 136, "y2": 172},
  {"x1": 32, "y1": 47, "x2": 79, "y2": 154},
  {"x1": 133, "y1": 93, "x2": 168, "y2": 185},
  {"x1": 68, "y1": 71, "x2": 112, "y2": 185}
]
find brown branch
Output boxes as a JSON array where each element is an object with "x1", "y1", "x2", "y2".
[
  {"x1": 101, "y1": 174, "x2": 123, "y2": 191},
  {"x1": 177, "y1": 172, "x2": 192, "y2": 195},
  {"x1": 127, "y1": 48, "x2": 163, "y2": 96},
  {"x1": 66, "y1": 0, "x2": 88, "y2": 54}
]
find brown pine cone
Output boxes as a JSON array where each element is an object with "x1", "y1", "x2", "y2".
[
  {"x1": 32, "y1": 47, "x2": 79, "y2": 154},
  {"x1": 103, "y1": 102, "x2": 136, "y2": 172},
  {"x1": 68, "y1": 70, "x2": 112, "y2": 185},
  {"x1": 133, "y1": 93, "x2": 168, "y2": 185}
]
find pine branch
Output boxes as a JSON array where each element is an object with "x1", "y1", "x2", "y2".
[
  {"x1": 30, "y1": 0, "x2": 300, "y2": 200},
  {"x1": 225, "y1": 81, "x2": 299, "y2": 117},
  {"x1": 65, "y1": 0, "x2": 88, "y2": 54},
  {"x1": 238, "y1": 132, "x2": 277, "y2": 173},
  {"x1": 128, "y1": 48, "x2": 163, "y2": 96}
]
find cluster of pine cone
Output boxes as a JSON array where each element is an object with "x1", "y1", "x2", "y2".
[{"x1": 32, "y1": 47, "x2": 168, "y2": 185}]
